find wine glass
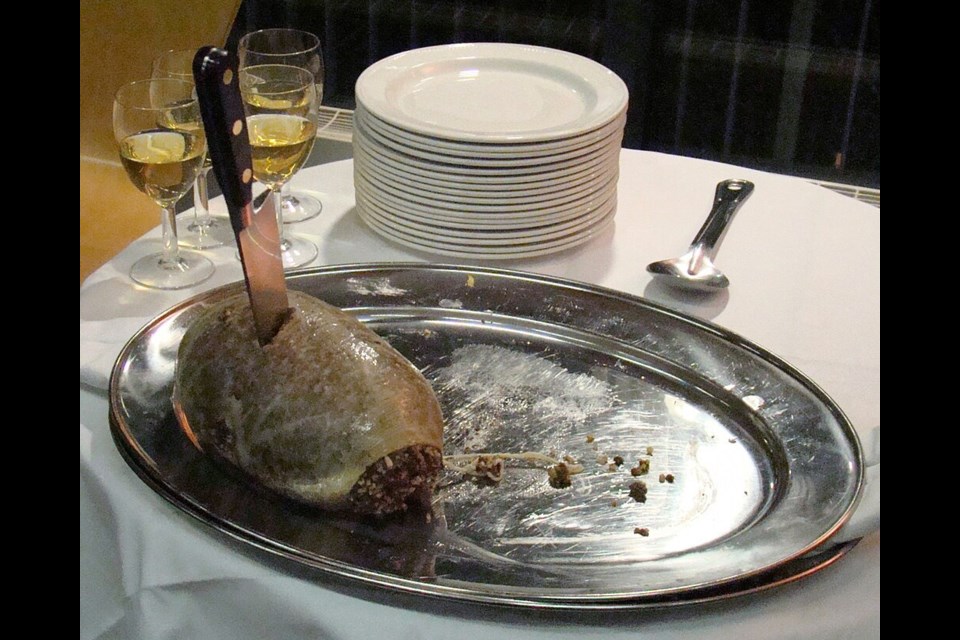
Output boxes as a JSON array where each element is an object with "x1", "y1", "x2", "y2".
[
  {"x1": 237, "y1": 28, "x2": 325, "y2": 224},
  {"x1": 239, "y1": 63, "x2": 319, "y2": 268},
  {"x1": 113, "y1": 78, "x2": 215, "y2": 289},
  {"x1": 151, "y1": 48, "x2": 232, "y2": 249}
]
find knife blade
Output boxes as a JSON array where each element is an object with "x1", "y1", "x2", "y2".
[{"x1": 192, "y1": 47, "x2": 289, "y2": 345}]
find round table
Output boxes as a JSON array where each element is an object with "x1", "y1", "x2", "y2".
[{"x1": 80, "y1": 148, "x2": 879, "y2": 639}]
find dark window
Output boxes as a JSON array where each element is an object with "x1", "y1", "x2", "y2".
[{"x1": 227, "y1": 0, "x2": 879, "y2": 187}]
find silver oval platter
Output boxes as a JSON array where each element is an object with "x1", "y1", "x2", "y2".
[{"x1": 109, "y1": 264, "x2": 863, "y2": 609}]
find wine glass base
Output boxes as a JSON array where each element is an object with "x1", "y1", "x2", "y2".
[
  {"x1": 281, "y1": 234, "x2": 318, "y2": 269},
  {"x1": 179, "y1": 216, "x2": 234, "y2": 250},
  {"x1": 282, "y1": 192, "x2": 323, "y2": 224},
  {"x1": 129, "y1": 251, "x2": 216, "y2": 290}
]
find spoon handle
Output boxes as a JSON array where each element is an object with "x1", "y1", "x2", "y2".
[{"x1": 689, "y1": 179, "x2": 755, "y2": 256}]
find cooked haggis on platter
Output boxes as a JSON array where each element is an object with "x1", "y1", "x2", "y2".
[{"x1": 172, "y1": 290, "x2": 445, "y2": 516}]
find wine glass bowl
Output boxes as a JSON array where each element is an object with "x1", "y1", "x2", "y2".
[
  {"x1": 239, "y1": 64, "x2": 320, "y2": 268},
  {"x1": 238, "y1": 28, "x2": 325, "y2": 224},
  {"x1": 113, "y1": 77, "x2": 215, "y2": 289}
]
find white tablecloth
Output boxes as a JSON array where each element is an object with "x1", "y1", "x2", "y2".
[{"x1": 80, "y1": 149, "x2": 880, "y2": 639}]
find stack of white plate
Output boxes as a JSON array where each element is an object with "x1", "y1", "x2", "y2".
[{"x1": 352, "y1": 42, "x2": 629, "y2": 259}]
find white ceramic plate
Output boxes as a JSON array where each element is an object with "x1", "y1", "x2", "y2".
[
  {"x1": 355, "y1": 113, "x2": 623, "y2": 168},
  {"x1": 353, "y1": 144, "x2": 620, "y2": 198},
  {"x1": 354, "y1": 124, "x2": 622, "y2": 177},
  {"x1": 357, "y1": 192, "x2": 617, "y2": 247},
  {"x1": 356, "y1": 189, "x2": 617, "y2": 243},
  {"x1": 354, "y1": 172, "x2": 617, "y2": 224},
  {"x1": 356, "y1": 103, "x2": 627, "y2": 158},
  {"x1": 354, "y1": 127, "x2": 622, "y2": 183},
  {"x1": 355, "y1": 43, "x2": 629, "y2": 143},
  {"x1": 354, "y1": 163, "x2": 619, "y2": 214},
  {"x1": 355, "y1": 179, "x2": 617, "y2": 231},
  {"x1": 355, "y1": 172, "x2": 616, "y2": 229},
  {"x1": 353, "y1": 144, "x2": 620, "y2": 197},
  {"x1": 357, "y1": 201, "x2": 616, "y2": 259}
]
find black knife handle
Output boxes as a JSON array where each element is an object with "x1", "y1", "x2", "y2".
[{"x1": 193, "y1": 47, "x2": 252, "y2": 235}]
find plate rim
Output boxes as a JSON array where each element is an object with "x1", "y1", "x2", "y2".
[
  {"x1": 353, "y1": 123, "x2": 623, "y2": 179},
  {"x1": 352, "y1": 141, "x2": 620, "y2": 191},
  {"x1": 355, "y1": 43, "x2": 630, "y2": 143},
  {"x1": 352, "y1": 165, "x2": 619, "y2": 218},
  {"x1": 356, "y1": 103, "x2": 628, "y2": 157},
  {"x1": 355, "y1": 186, "x2": 617, "y2": 243},
  {"x1": 355, "y1": 106, "x2": 626, "y2": 166},
  {"x1": 353, "y1": 145, "x2": 614, "y2": 199}
]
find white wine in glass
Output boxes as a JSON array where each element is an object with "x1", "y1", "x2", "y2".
[
  {"x1": 113, "y1": 77, "x2": 215, "y2": 289},
  {"x1": 240, "y1": 64, "x2": 319, "y2": 268},
  {"x1": 152, "y1": 48, "x2": 232, "y2": 249},
  {"x1": 238, "y1": 28, "x2": 325, "y2": 223}
]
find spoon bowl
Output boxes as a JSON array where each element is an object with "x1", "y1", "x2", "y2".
[
  {"x1": 646, "y1": 179, "x2": 754, "y2": 292},
  {"x1": 647, "y1": 245, "x2": 730, "y2": 292}
]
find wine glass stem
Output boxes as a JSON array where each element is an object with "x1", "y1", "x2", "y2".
[
  {"x1": 159, "y1": 204, "x2": 183, "y2": 268},
  {"x1": 273, "y1": 186, "x2": 289, "y2": 251},
  {"x1": 192, "y1": 166, "x2": 212, "y2": 229},
  {"x1": 280, "y1": 182, "x2": 295, "y2": 210}
]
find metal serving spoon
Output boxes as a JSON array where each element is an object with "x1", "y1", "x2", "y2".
[{"x1": 646, "y1": 179, "x2": 755, "y2": 292}]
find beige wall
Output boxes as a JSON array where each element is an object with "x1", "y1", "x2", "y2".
[{"x1": 80, "y1": 0, "x2": 241, "y2": 284}]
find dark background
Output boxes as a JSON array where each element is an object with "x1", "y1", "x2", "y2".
[{"x1": 227, "y1": 0, "x2": 880, "y2": 188}]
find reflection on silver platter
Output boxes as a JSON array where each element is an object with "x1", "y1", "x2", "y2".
[{"x1": 109, "y1": 264, "x2": 863, "y2": 610}]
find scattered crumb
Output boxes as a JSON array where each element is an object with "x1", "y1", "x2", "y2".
[
  {"x1": 586, "y1": 434, "x2": 595, "y2": 443},
  {"x1": 472, "y1": 455, "x2": 504, "y2": 483},
  {"x1": 607, "y1": 463, "x2": 619, "y2": 472},
  {"x1": 664, "y1": 473, "x2": 675, "y2": 483},
  {"x1": 465, "y1": 274, "x2": 475, "y2": 287},
  {"x1": 646, "y1": 446, "x2": 654, "y2": 456},
  {"x1": 613, "y1": 455, "x2": 624, "y2": 467},
  {"x1": 630, "y1": 459, "x2": 650, "y2": 476},
  {"x1": 658, "y1": 473, "x2": 666, "y2": 483},
  {"x1": 610, "y1": 499, "x2": 618, "y2": 507},
  {"x1": 445, "y1": 451, "x2": 582, "y2": 486},
  {"x1": 728, "y1": 438, "x2": 737, "y2": 443},
  {"x1": 596, "y1": 454, "x2": 608, "y2": 464},
  {"x1": 634, "y1": 527, "x2": 650, "y2": 537},
  {"x1": 628, "y1": 481, "x2": 648, "y2": 503},
  {"x1": 548, "y1": 462, "x2": 573, "y2": 488}
]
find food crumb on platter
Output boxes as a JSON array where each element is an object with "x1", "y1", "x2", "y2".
[
  {"x1": 630, "y1": 459, "x2": 650, "y2": 476},
  {"x1": 628, "y1": 481, "x2": 648, "y2": 503},
  {"x1": 443, "y1": 451, "x2": 585, "y2": 489},
  {"x1": 547, "y1": 462, "x2": 574, "y2": 488}
]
